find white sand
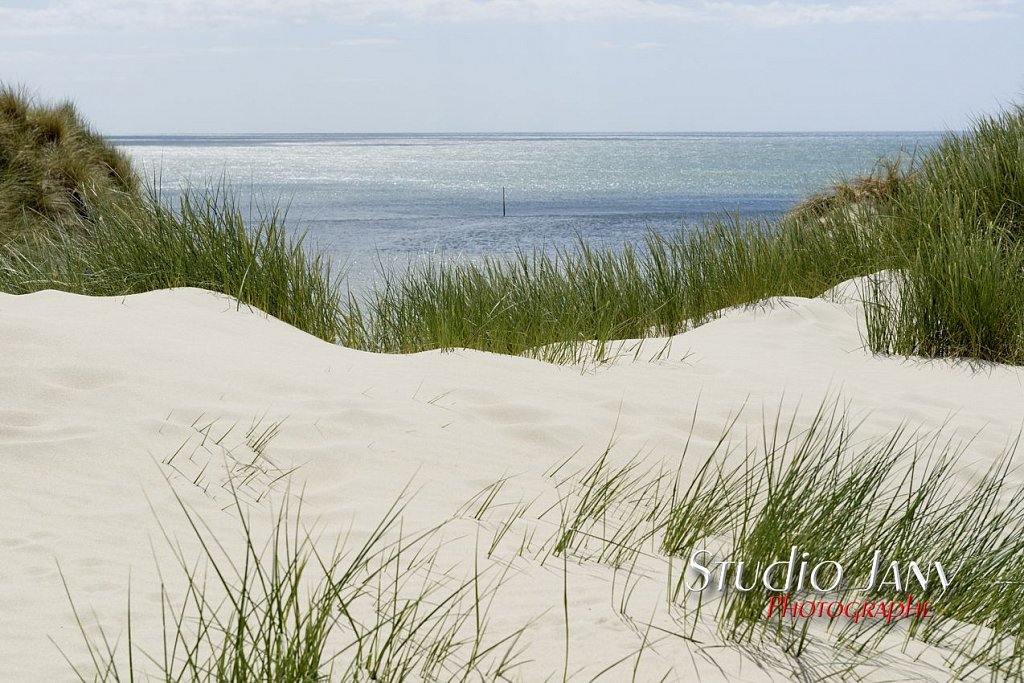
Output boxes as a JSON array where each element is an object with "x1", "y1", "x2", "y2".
[{"x1": 2, "y1": 279, "x2": 1022, "y2": 681}]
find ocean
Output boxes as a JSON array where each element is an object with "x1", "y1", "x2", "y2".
[{"x1": 112, "y1": 132, "x2": 942, "y2": 293}]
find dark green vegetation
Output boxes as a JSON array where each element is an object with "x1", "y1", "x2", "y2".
[
  {"x1": 861, "y1": 108, "x2": 1024, "y2": 363},
  {"x1": 340, "y1": 217, "x2": 884, "y2": 362},
  {"x1": 1, "y1": 187, "x2": 344, "y2": 342},
  {"x1": 0, "y1": 87, "x2": 343, "y2": 342},
  {"x1": 0, "y1": 85, "x2": 137, "y2": 242}
]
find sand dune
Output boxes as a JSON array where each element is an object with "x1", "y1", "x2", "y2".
[{"x1": 2, "y1": 279, "x2": 1022, "y2": 681}]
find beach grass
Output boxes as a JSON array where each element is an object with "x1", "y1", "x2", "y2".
[
  {"x1": 858, "y1": 106, "x2": 1024, "y2": 365},
  {"x1": 340, "y1": 104, "x2": 1024, "y2": 367},
  {"x1": 522, "y1": 399, "x2": 1024, "y2": 679},
  {"x1": 61, "y1": 482, "x2": 528, "y2": 682},
  {"x1": 0, "y1": 85, "x2": 138, "y2": 244},
  {"x1": 336, "y1": 190, "x2": 883, "y2": 363},
  {"x1": 339, "y1": 212, "x2": 885, "y2": 363},
  {"x1": 4, "y1": 86, "x2": 1024, "y2": 366},
  {"x1": 660, "y1": 402, "x2": 1024, "y2": 670},
  {"x1": 865, "y1": 227, "x2": 1024, "y2": 364},
  {"x1": 0, "y1": 182, "x2": 345, "y2": 343},
  {"x1": 0, "y1": 86, "x2": 343, "y2": 343},
  {"x1": 72, "y1": 400, "x2": 1024, "y2": 680}
]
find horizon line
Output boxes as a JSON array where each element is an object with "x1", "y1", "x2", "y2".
[{"x1": 108, "y1": 129, "x2": 948, "y2": 138}]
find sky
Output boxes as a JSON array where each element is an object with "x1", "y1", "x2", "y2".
[{"x1": 1, "y1": 0, "x2": 1022, "y2": 134}]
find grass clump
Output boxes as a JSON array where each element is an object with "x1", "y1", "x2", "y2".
[
  {"x1": 337, "y1": 179, "x2": 892, "y2": 363},
  {"x1": 62, "y1": 484, "x2": 526, "y2": 682},
  {"x1": 866, "y1": 227, "x2": 1024, "y2": 363},
  {"x1": 0, "y1": 85, "x2": 138, "y2": 243},
  {"x1": 860, "y1": 106, "x2": 1024, "y2": 363},
  {"x1": 0, "y1": 87, "x2": 343, "y2": 343},
  {"x1": 792, "y1": 156, "x2": 913, "y2": 218},
  {"x1": 0, "y1": 185, "x2": 345, "y2": 342},
  {"x1": 660, "y1": 401, "x2": 1024, "y2": 678},
  {"x1": 458, "y1": 399, "x2": 1024, "y2": 679},
  {"x1": 340, "y1": 214, "x2": 883, "y2": 363},
  {"x1": 916, "y1": 105, "x2": 1024, "y2": 236}
]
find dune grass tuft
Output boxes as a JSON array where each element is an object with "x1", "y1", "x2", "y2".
[
  {"x1": 660, "y1": 401, "x2": 1024, "y2": 678},
  {"x1": 439, "y1": 399, "x2": 1024, "y2": 679},
  {"x1": 525, "y1": 401, "x2": 1024, "y2": 678},
  {"x1": 0, "y1": 85, "x2": 138, "y2": 243},
  {"x1": 340, "y1": 213, "x2": 886, "y2": 363},
  {"x1": 0, "y1": 87, "x2": 343, "y2": 343},
  {"x1": 61, "y1": 482, "x2": 528, "y2": 682},
  {"x1": 858, "y1": 106, "x2": 1024, "y2": 364},
  {"x1": 865, "y1": 227, "x2": 1024, "y2": 364},
  {"x1": 791, "y1": 156, "x2": 914, "y2": 219},
  {"x1": 0, "y1": 183, "x2": 345, "y2": 343}
]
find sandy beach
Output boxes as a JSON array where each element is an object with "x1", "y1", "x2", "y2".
[{"x1": 3, "y1": 277, "x2": 1022, "y2": 681}]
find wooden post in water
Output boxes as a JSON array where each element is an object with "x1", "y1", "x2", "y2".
[{"x1": 502, "y1": 186, "x2": 506, "y2": 217}]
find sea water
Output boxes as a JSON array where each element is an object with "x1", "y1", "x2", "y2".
[{"x1": 113, "y1": 132, "x2": 941, "y2": 294}]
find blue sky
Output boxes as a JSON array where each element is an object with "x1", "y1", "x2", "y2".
[{"x1": 1, "y1": 0, "x2": 1022, "y2": 133}]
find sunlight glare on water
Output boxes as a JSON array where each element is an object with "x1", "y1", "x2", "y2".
[{"x1": 114, "y1": 132, "x2": 941, "y2": 294}]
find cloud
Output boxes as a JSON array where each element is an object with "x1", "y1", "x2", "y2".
[
  {"x1": 0, "y1": 0, "x2": 1015, "y2": 36},
  {"x1": 322, "y1": 76, "x2": 377, "y2": 83},
  {"x1": 331, "y1": 38, "x2": 400, "y2": 46},
  {"x1": 713, "y1": 0, "x2": 1017, "y2": 26},
  {"x1": 600, "y1": 41, "x2": 668, "y2": 49}
]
